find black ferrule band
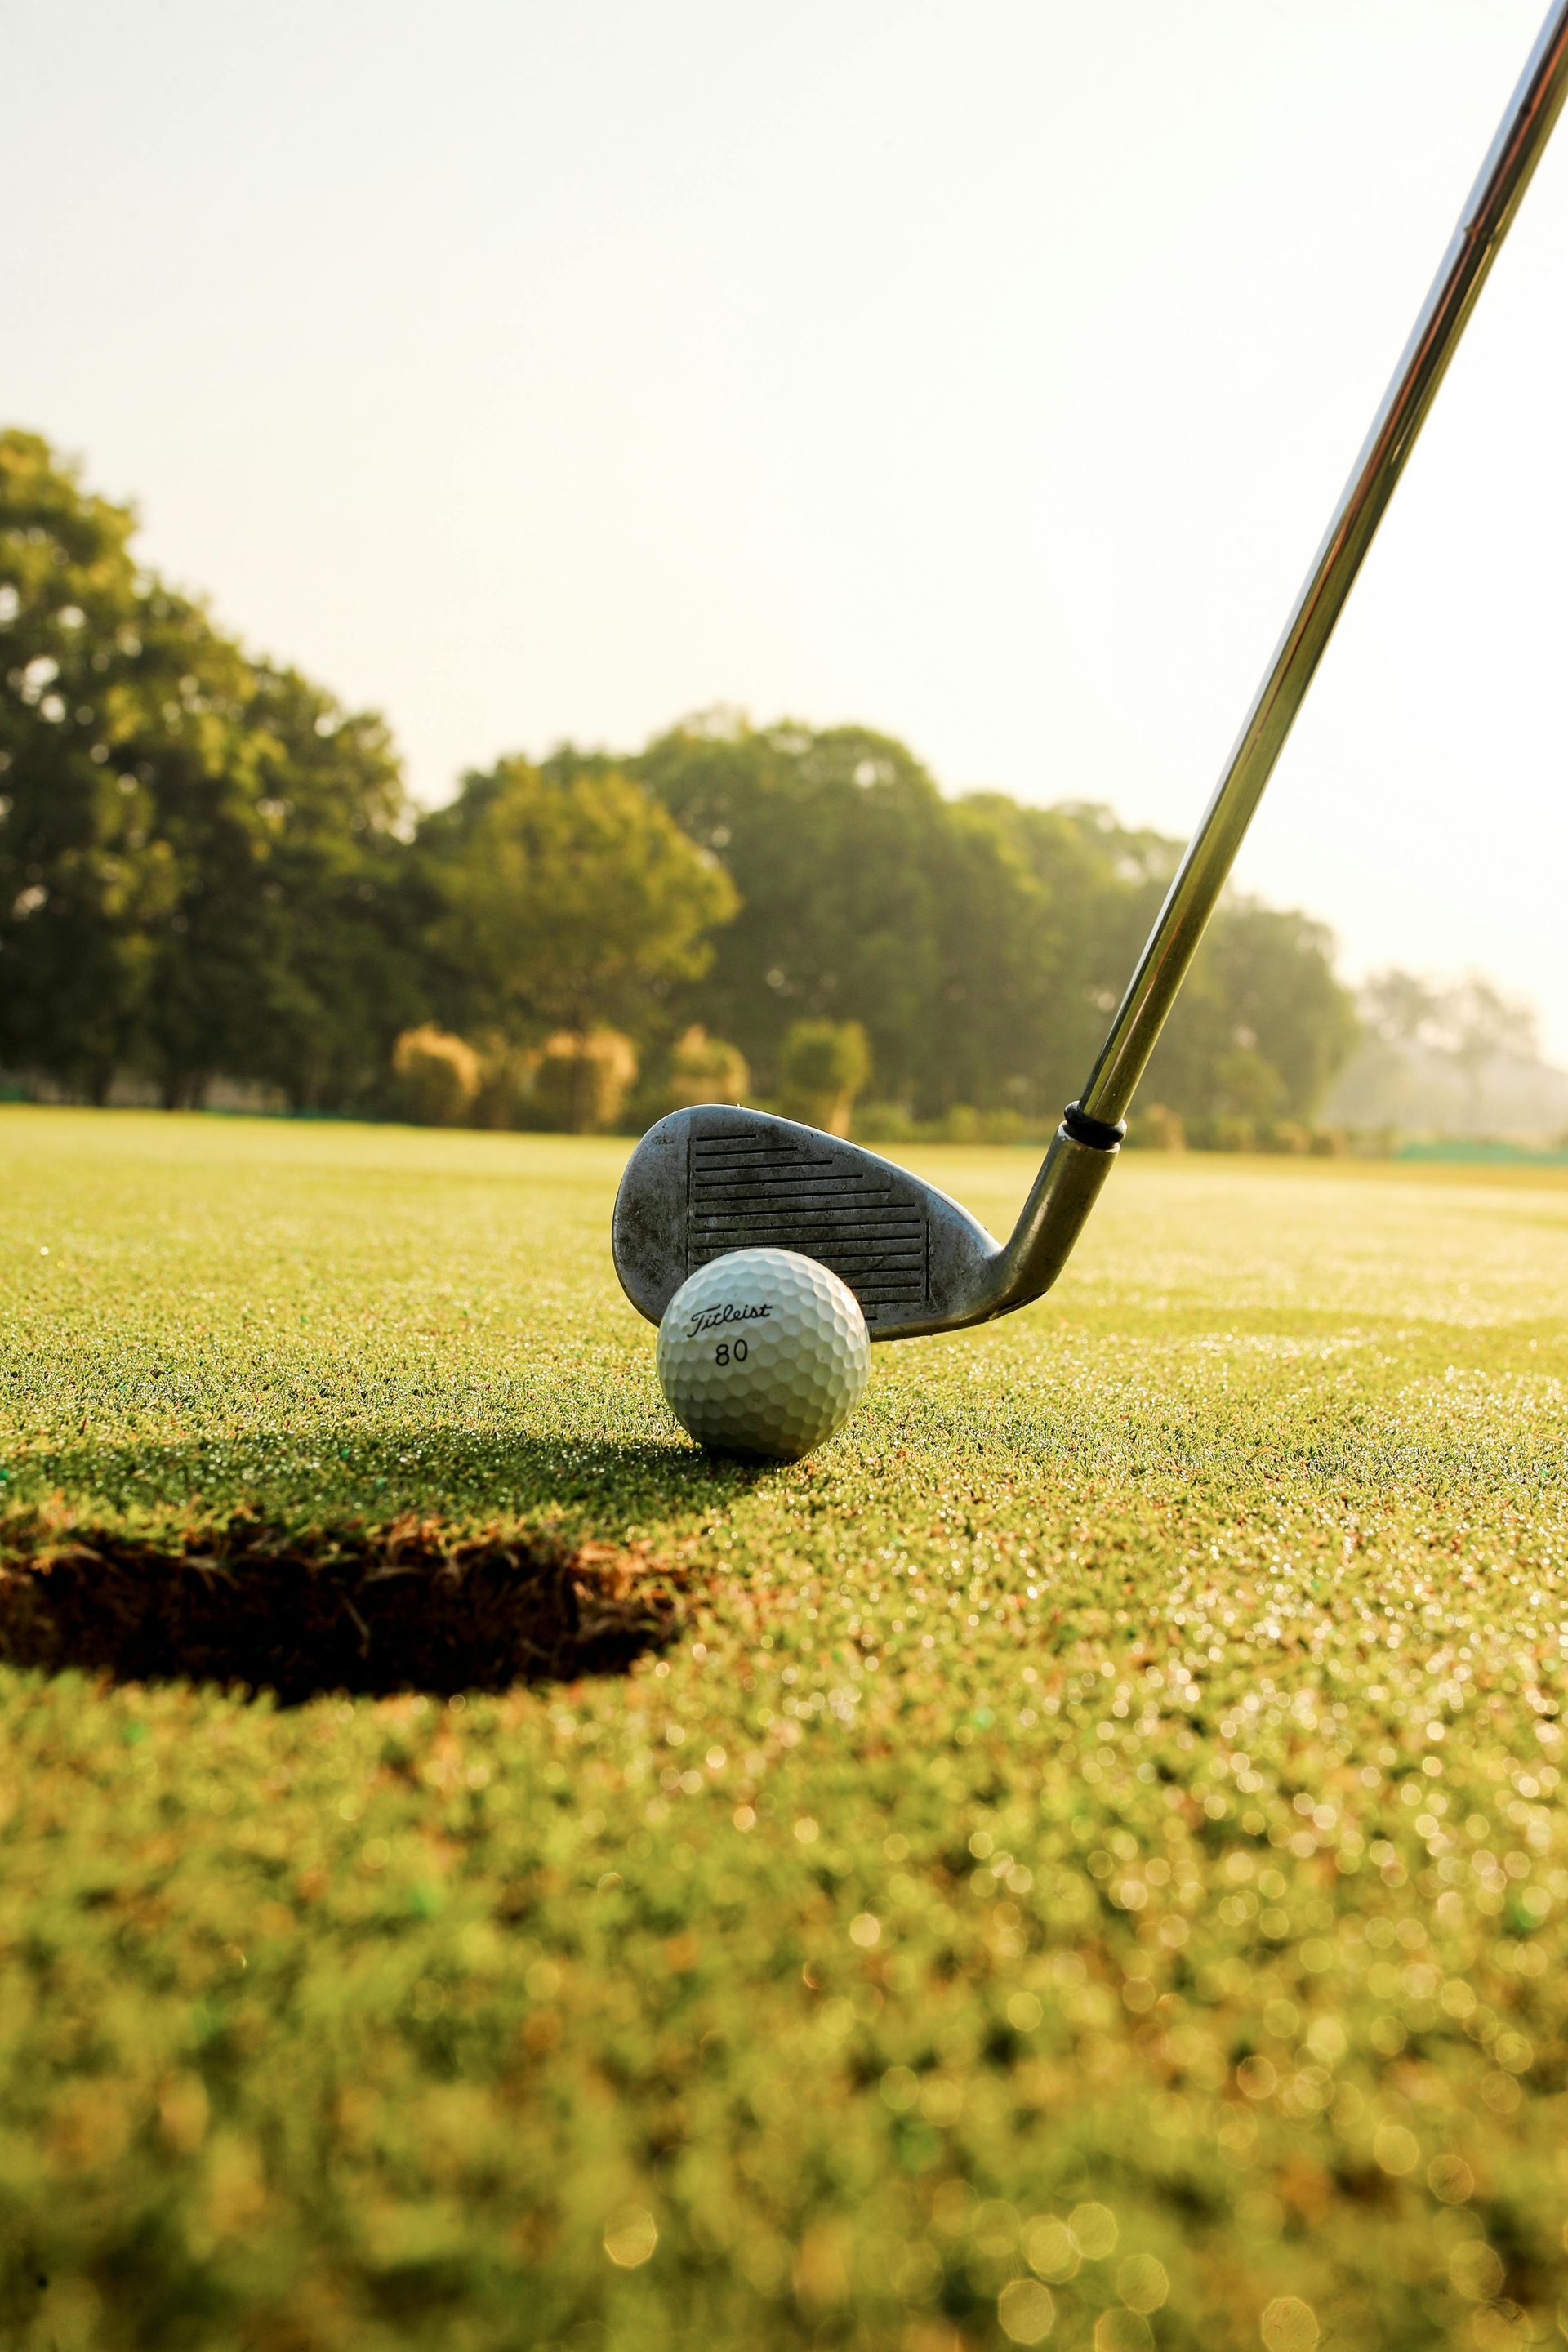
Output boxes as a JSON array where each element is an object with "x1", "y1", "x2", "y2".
[{"x1": 1062, "y1": 1100, "x2": 1126, "y2": 1152}]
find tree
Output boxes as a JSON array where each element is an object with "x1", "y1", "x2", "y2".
[
  {"x1": 634, "y1": 715, "x2": 938, "y2": 1099},
  {"x1": 778, "y1": 1019, "x2": 871, "y2": 1134},
  {"x1": 948, "y1": 795, "x2": 1169, "y2": 1118},
  {"x1": 1362, "y1": 968, "x2": 1444, "y2": 1047},
  {"x1": 231, "y1": 663, "x2": 420, "y2": 1111},
  {"x1": 1395, "y1": 970, "x2": 1539, "y2": 1134},
  {"x1": 108, "y1": 582, "x2": 275, "y2": 1107},
  {"x1": 415, "y1": 758, "x2": 737, "y2": 1054},
  {"x1": 0, "y1": 429, "x2": 184, "y2": 1095},
  {"x1": 2, "y1": 429, "x2": 1367, "y2": 1131},
  {"x1": 1, "y1": 430, "x2": 420, "y2": 1109},
  {"x1": 1143, "y1": 900, "x2": 1357, "y2": 1125},
  {"x1": 634, "y1": 715, "x2": 1061, "y2": 1116},
  {"x1": 1431, "y1": 973, "x2": 1538, "y2": 1125},
  {"x1": 632, "y1": 713, "x2": 1358, "y2": 1130}
]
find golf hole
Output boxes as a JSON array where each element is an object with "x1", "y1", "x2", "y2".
[{"x1": 0, "y1": 1516, "x2": 685, "y2": 1703}]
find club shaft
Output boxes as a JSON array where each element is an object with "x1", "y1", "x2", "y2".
[{"x1": 1076, "y1": 0, "x2": 1568, "y2": 1129}]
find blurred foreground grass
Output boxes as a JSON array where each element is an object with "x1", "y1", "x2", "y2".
[{"x1": 2, "y1": 1108, "x2": 1567, "y2": 2352}]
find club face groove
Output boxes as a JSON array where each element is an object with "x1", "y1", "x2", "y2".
[
  {"x1": 612, "y1": 1106, "x2": 1001, "y2": 1341},
  {"x1": 686, "y1": 1129, "x2": 929, "y2": 1310}
]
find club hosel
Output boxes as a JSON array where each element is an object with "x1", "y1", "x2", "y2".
[{"x1": 983, "y1": 1114, "x2": 1122, "y2": 1316}]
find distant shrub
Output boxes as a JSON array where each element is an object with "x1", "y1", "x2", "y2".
[
  {"x1": 853, "y1": 1102, "x2": 1053, "y2": 1147},
  {"x1": 1178, "y1": 1115, "x2": 1355, "y2": 1155},
  {"x1": 1261, "y1": 1120, "x2": 1313, "y2": 1156},
  {"x1": 532, "y1": 1030, "x2": 638, "y2": 1133},
  {"x1": 470, "y1": 1036, "x2": 538, "y2": 1132},
  {"x1": 390, "y1": 1025, "x2": 481, "y2": 1127},
  {"x1": 1126, "y1": 1103, "x2": 1186, "y2": 1151},
  {"x1": 662, "y1": 1027, "x2": 750, "y2": 1112},
  {"x1": 853, "y1": 1101, "x2": 920, "y2": 1144},
  {"x1": 778, "y1": 1020, "x2": 871, "y2": 1137},
  {"x1": 1214, "y1": 1046, "x2": 1285, "y2": 1123}
]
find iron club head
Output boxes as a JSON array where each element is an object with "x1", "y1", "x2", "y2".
[{"x1": 612, "y1": 1102, "x2": 1120, "y2": 1343}]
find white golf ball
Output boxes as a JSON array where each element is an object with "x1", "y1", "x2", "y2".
[{"x1": 657, "y1": 1248, "x2": 871, "y2": 1460}]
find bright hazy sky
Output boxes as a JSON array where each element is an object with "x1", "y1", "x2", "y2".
[{"x1": 8, "y1": 1, "x2": 1567, "y2": 1056}]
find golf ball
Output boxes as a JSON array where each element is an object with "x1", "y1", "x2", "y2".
[{"x1": 657, "y1": 1248, "x2": 871, "y2": 1460}]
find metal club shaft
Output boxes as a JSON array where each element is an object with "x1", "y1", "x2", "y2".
[{"x1": 1076, "y1": 0, "x2": 1568, "y2": 1131}]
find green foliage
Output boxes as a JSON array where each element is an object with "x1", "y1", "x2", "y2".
[
  {"x1": 1143, "y1": 903, "x2": 1360, "y2": 1125},
  {"x1": 632, "y1": 715, "x2": 1049, "y2": 1116},
  {"x1": 0, "y1": 428, "x2": 186, "y2": 1095},
  {"x1": 635, "y1": 715, "x2": 1356, "y2": 1127},
  {"x1": 2, "y1": 437, "x2": 1359, "y2": 1132},
  {"x1": 778, "y1": 1018, "x2": 871, "y2": 1134},
  {"x1": 230, "y1": 663, "x2": 421, "y2": 1112},
  {"x1": 416, "y1": 758, "x2": 737, "y2": 1049},
  {"x1": 0, "y1": 431, "x2": 417, "y2": 1109},
  {"x1": 2, "y1": 1113, "x2": 1567, "y2": 2348}
]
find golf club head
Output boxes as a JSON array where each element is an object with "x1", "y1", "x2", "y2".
[{"x1": 612, "y1": 1104, "x2": 1004, "y2": 1342}]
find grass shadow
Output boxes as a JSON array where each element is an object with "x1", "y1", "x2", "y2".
[
  {"x1": 7, "y1": 1426, "x2": 782, "y2": 1535},
  {"x1": 0, "y1": 1513, "x2": 688, "y2": 1702}
]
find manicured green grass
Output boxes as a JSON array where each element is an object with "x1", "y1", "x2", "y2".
[{"x1": 2, "y1": 1108, "x2": 1567, "y2": 2352}]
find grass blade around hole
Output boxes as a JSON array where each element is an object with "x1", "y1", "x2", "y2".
[{"x1": 0, "y1": 1513, "x2": 686, "y2": 1701}]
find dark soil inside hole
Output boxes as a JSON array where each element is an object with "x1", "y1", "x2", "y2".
[{"x1": 0, "y1": 1516, "x2": 685, "y2": 1700}]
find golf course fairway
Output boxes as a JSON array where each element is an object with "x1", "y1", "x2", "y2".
[{"x1": 2, "y1": 1108, "x2": 1566, "y2": 2352}]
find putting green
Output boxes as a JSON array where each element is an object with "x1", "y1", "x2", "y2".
[{"x1": 2, "y1": 1109, "x2": 1566, "y2": 2350}]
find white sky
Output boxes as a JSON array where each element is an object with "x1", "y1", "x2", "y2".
[{"x1": 7, "y1": 0, "x2": 1567, "y2": 1057}]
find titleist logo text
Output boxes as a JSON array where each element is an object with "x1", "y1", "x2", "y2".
[{"x1": 686, "y1": 1301, "x2": 774, "y2": 1339}]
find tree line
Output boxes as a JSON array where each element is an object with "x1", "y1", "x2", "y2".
[
  {"x1": 2, "y1": 428, "x2": 1361, "y2": 1141},
  {"x1": 1324, "y1": 969, "x2": 1561, "y2": 1147}
]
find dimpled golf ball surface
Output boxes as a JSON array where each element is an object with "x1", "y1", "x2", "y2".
[{"x1": 657, "y1": 1248, "x2": 871, "y2": 1460}]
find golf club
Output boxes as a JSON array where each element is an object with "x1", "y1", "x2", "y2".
[{"x1": 615, "y1": 0, "x2": 1568, "y2": 1343}]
